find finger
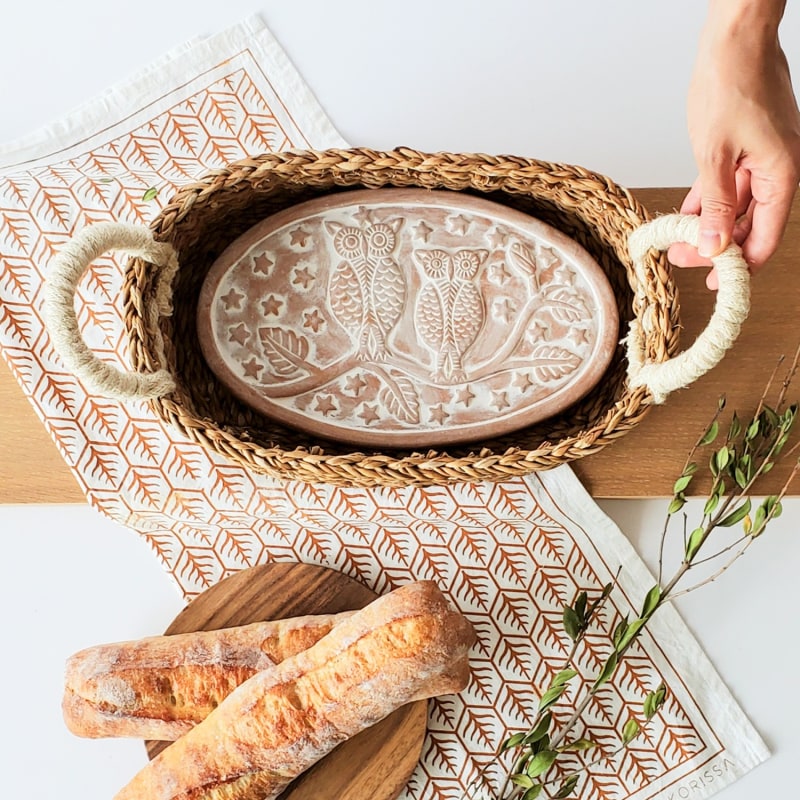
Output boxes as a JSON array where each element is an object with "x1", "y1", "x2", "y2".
[
  {"x1": 667, "y1": 242, "x2": 712, "y2": 268},
  {"x1": 741, "y1": 173, "x2": 798, "y2": 267},
  {"x1": 679, "y1": 180, "x2": 702, "y2": 214},
  {"x1": 697, "y1": 152, "x2": 739, "y2": 257},
  {"x1": 733, "y1": 167, "x2": 753, "y2": 218}
]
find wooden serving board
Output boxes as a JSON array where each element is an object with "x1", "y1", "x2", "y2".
[
  {"x1": 1, "y1": 187, "x2": 799, "y2": 501},
  {"x1": 144, "y1": 562, "x2": 428, "y2": 800}
]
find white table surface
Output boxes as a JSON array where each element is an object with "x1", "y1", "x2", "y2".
[{"x1": 1, "y1": 3, "x2": 799, "y2": 798}]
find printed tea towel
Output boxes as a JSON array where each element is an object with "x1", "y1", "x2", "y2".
[{"x1": 0, "y1": 15, "x2": 769, "y2": 800}]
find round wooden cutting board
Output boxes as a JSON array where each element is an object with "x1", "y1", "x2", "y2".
[{"x1": 144, "y1": 562, "x2": 429, "y2": 800}]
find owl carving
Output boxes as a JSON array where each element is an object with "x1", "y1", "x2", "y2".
[
  {"x1": 326, "y1": 218, "x2": 405, "y2": 360},
  {"x1": 413, "y1": 248, "x2": 488, "y2": 383}
]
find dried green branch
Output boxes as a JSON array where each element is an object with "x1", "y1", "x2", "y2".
[{"x1": 485, "y1": 346, "x2": 800, "y2": 800}]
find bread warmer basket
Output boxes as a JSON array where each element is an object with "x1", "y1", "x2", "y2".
[{"x1": 44, "y1": 148, "x2": 751, "y2": 487}]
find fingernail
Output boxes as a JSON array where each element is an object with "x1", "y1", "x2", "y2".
[{"x1": 698, "y1": 231, "x2": 721, "y2": 258}]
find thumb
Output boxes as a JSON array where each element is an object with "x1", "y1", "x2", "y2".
[{"x1": 697, "y1": 156, "x2": 738, "y2": 258}]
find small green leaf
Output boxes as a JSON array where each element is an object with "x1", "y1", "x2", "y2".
[
  {"x1": 718, "y1": 498, "x2": 752, "y2": 528},
  {"x1": 734, "y1": 466, "x2": 747, "y2": 488},
  {"x1": 574, "y1": 591, "x2": 588, "y2": 621},
  {"x1": 554, "y1": 775, "x2": 580, "y2": 799},
  {"x1": 502, "y1": 732, "x2": 526, "y2": 751},
  {"x1": 551, "y1": 668, "x2": 578, "y2": 687},
  {"x1": 562, "y1": 606, "x2": 582, "y2": 642},
  {"x1": 752, "y1": 504, "x2": 768, "y2": 536},
  {"x1": 511, "y1": 773, "x2": 535, "y2": 789},
  {"x1": 668, "y1": 494, "x2": 686, "y2": 515},
  {"x1": 522, "y1": 785, "x2": 543, "y2": 800},
  {"x1": 644, "y1": 693, "x2": 657, "y2": 719},
  {"x1": 523, "y1": 713, "x2": 552, "y2": 745},
  {"x1": 729, "y1": 413, "x2": 742, "y2": 440},
  {"x1": 613, "y1": 617, "x2": 629, "y2": 650},
  {"x1": 557, "y1": 738, "x2": 596, "y2": 752},
  {"x1": 703, "y1": 493, "x2": 720, "y2": 516},
  {"x1": 617, "y1": 617, "x2": 647, "y2": 651},
  {"x1": 538, "y1": 684, "x2": 566, "y2": 712},
  {"x1": 142, "y1": 186, "x2": 159, "y2": 202},
  {"x1": 644, "y1": 683, "x2": 666, "y2": 719},
  {"x1": 525, "y1": 749, "x2": 558, "y2": 778},
  {"x1": 715, "y1": 446, "x2": 730, "y2": 472},
  {"x1": 685, "y1": 526, "x2": 705, "y2": 561},
  {"x1": 621, "y1": 718, "x2": 640, "y2": 745},
  {"x1": 592, "y1": 651, "x2": 619, "y2": 690},
  {"x1": 673, "y1": 474, "x2": 693, "y2": 494},
  {"x1": 640, "y1": 585, "x2": 661, "y2": 618},
  {"x1": 699, "y1": 419, "x2": 720, "y2": 446},
  {"x1": 745, "y1": 418, "x2": 760, "y2": 440}
]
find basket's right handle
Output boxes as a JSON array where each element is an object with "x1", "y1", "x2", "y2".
[
  {"x1": 625, "y1": 214, "x2": 751, "y2": 403},
  {"x1": 43, "y1": 222, "x2": 178, "y2": 401}
]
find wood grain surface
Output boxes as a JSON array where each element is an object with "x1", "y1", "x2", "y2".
[
  {"x1": 1, "y1": 187, "x2": 798, "y2": 502},
  {"x1": 145, "y1": 562, "x2": 429, "y2": 800}
]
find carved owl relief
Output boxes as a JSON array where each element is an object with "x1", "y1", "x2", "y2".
[
  {"x1": 327, "y1": 218, "x2": 405, "y2": 360},
  {"x1": 413, "y1": 248, "x2": 488, "y2": 383}
]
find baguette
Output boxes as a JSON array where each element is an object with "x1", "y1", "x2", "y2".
[
  {"x1": 63, "y1": 611, "x2": 352, "y2": 740},
  {"x1": 113, "y1": 580, "x2": 475, "y2": 800}
]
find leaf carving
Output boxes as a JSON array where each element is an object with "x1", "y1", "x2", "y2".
[
  {"x1": 543, "y1": 286, "x2": 590, "y2": 323},
  {"x1": 259, "y1": 327, "x2": 311, "y2": 377},
  {"x1": 530, "y1": 344, "x2": 582, "y2": 383},
  {"x1": 377, "y1": 371, "x2": 421, "y2": 424}
]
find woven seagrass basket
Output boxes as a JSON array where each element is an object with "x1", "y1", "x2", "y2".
[{"x1": 46, "y1": 148, "x2": 752, "y2": 487}]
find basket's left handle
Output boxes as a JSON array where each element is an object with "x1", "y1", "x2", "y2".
[
  {"x1": 625, "y1": 213, "x2": 751, "y2": 403},
  {"x1": 43, "y1": 222, "x2": 178, "y2": 401}
]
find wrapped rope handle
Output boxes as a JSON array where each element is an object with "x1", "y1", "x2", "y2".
[
  {"x1": 43, "y1": 223, "x2": 178, "y2": 401},
  {"x1": 625, "y1": 213, "x2": 751, "y2": 403}
]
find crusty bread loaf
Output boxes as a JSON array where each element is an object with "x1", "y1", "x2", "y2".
[
  {"x1": 113, "y1": 580, "x2": 475, "y2": 800},
  {"x1": 63, "y1": 611, "x2": 352, "y2": 739}
]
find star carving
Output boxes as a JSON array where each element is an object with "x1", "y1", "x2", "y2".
[
  {"x1": 345, "y1": 374, "x2": 368, "y2": 396},
  {"x1": 220, "y1": 287, "x2": 245, "y2": 310},
  {"x1": 353, "y1": 206, "x2": 375, "y2": 226},
  {"x1": 492, "y1": 297, "x2": 516, "y2": 324},
  {"x1": 456, "y1": 386, "x2": 475, "y2": 407},
  {"x1": 289, "y1": 227, "x2": 311, "y2": 247},
  {"x1": 314, "y1": 395, "x2": 337, "y2": 416},
  {"x1": 489, "y1": 262, "x2": 512, "y2": 286},
  {"x1": 513, "y1": 372, "x2": 534, "y2": 393},
  {"x1": 429, "y1": 404, "x2": 450, "y2": 425},
  {"x1": 490, "y1": 390, "x2": 510, "y2": 411},
  {"x1": 227, "y1": 323, "x2": 250, "y2": 346},
  {"x1": 447, "y1": 214, "x2": 472, "y2": 235},
  {"x1": 487, "y1": 226, "x2": 510, "y2": 248},
  {"x1": 292, "y1": 267, "x2": 314, "y2": 289},
  {"x1": 251, "y1": 253, "x2": 274, "y2": 275},
  {"x1": 261, "y1": 294, "x2": 283, "y2": 316},
  {"x1": 358, "y1": 404, "x2": 380, "y2": 425},
  {"x1": 303, "y1": 308, "x2": 325, "y2": 333},
  {"x1": 414, "y1": 220, "x2": 434, "y2": 242},
  {"x1": 568, "y1": 327, "x2": 590, "y2": 346},
  {"x1": 241, "y1": 357, "x2": 263, "y2": 379}
]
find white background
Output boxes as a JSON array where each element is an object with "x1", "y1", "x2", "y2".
[{"x1": 1, "y1": 2, "x2": 799, "y2": 798}]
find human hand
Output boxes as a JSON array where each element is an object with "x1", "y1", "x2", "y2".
[{"x1": 668, "y1": 2, "x2": 800, "y2": 289}]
